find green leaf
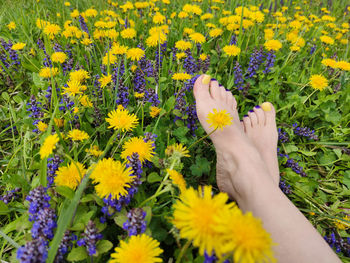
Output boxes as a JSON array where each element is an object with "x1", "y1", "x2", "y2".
[
  {"x1": 55, "y1": 186, "x2": 75, "y2": 200},
  {"x1": 0, "y1": 201, "x2": 10, "y2": 215},
  {"x1": 190, "y1": 156, "x2": 211, "y2": 177},
  {"x1": 114, "y1": 209, "x2": 128, "y2": 228},
  {"x1": 173, "y1": 127, "x2": 189, "y2": 141},
  {"x1": 67, "y1": 247, "x2": 88, "y2": 262},
  {"x1": 143, "y1": 206, "x2": 152, "y2": 226},
  {"x1": 147, "y1": 172, "x2": 162, "y2": 183},
  {"x1": 32, "y1": 72, "x2": 45, "y2": 89},
  {"x1": 1, "y1": 92, "x2": 10, "y2": 101},
  {"x1": 299, "y1": 150, "x2": 316, "y2": 156},
  {"x1": 96, "y1": 240, "x2": 113, "y2": 254},
  {"x1": 285, "y1": 144, "x2": 298, "y2": 153}
]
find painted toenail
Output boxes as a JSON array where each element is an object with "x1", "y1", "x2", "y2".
[
  {"x1": 261, "y1": 102, "x2": 271, "y2": 111},
  {"x1": 211, "y1": 78, "x2": 217, "y2": 81},
  {"x1": 255, "y1": 105, "x2": 261, "y2": 108},
  {"x1": 244, "y1": 115, "x2": 248, "y2": 117},
  {"x1": 249, "y1": 110, "x2": 254, "y2": 113},
  {"x1": 202, "y1": 75, "x2": 211, "y2": 84}
]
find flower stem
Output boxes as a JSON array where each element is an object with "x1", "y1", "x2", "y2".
[
  {"x1": 175, "y1": 239, "x2": 191, "y2": 263},
  {"x1": 188, "y1": 128, "x2": 217, "y2": 149}
]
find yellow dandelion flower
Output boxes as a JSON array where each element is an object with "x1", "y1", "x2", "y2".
[
  {"x1": 165, "y1": 143, "x2": 190, "y2": 158},
  {"x1": 111, "y1": 43, "x2": 128, "y2": 55},
  {"x1": 43, "y1": 24, "x2": 61, "y2": 39},
  {"x1": 102, "y1": 53, "x2": 117, "y2": 65},
  {"x1": 172, "y1": 186, "x2": 234, "y2": 255},
  {"x1": 206, "y1": 109, "x2": 233, "y2": 130},
  {"x1": 64, "y1": 1, "x2": 70, "y2": 6},
  {"x1": 69, "y1": 69, "x2": 90, "y2": 83},
  {"x1": 106, "y1": 106, "x2": 138, "y2": 132},
  {"x1": 216, "y1": 208, "x2": 276, "y2": 263},
  {"x1": 79, "y1": 95, "x2": 93, "y2": 107},
  {"x1": 209, "y1": 28, "x2": 223, "y2": 38},
  {"x1": 85, "y1": 145, "x2": 103, "y2": 157},
  {"x1": 134, "y1": 92, "x2": 145, "y2": 98},
  {"x1": 90, "y1": 158, "x2": 134, "y2": 199},
  {"x1": 126, "y1": 48, "x2": 145, "y2": 61},
  {"x1": 81, "y1": 38, "x2": 93, "y2": 46},
  {"x1": 67, "y1": 129, "x2": 89, "y2": 141},
  {"x1": 264, "y1": 29, "x2": 274, "y2": 40},
  {"x1": 189, "y1": 32, "x2": 206, "y2": 44},
  {"x1": 37, "y1": 121, "x2": 48, "y2": 132},
  {"x1": 175, "y1": 40, "x2": 192, "y2": 51},
  {"x1": 321, "y1": 58, "x2": 337, "y2": 68},
  {"x1": 153, "y1": 12, "x2": 166, "y2": 24},
  {"x1": 334, "y1": 215, "x2": 350, "y2": 230},
  {"x1": 55, "y1": 161, "x2": 86, "y2": 190},
  {"x1": 223, "y1": 45, "x2": 241, "y2": 57},
  {"x1": 290, "y1": 45, "x2": 300, "y2": 51},
  {"x1": 309, "y1": 74, "x2": 328, "y2": 91},
  {"x1": 176, "y1": 52, "x2": 186, "y2": 59},
  {"x1": 264, "y1": 39, "x2": 282, "y2": 51},
  {"x1": 320, "y1": 35, "x2": 334, "y2": 45},
  {"x1": 30, "y1": 48, "x2": 36, "y2": 56},
  {"x1": 201, "y1": 13, "x2": 214, "y2": 20},
  {"x1": 70, "y1": 9, "x2": 79, "y2": 18},
  {"x1": 99, "y1": 74, "x2": 112, "y2": 88},
  {"x1": 200, "y1": 54, "x2": 208, "y2": 61},
  {"x1": 51, "y1": 52, "x2": 67, "y2": 63},
  {"x1": 110, "y1": 234, "x2": 163, "y2": 263},
  {"x1": 178, "y1": 11, "x2": 189, "y2": 19},
  {"x1": 146, "y1": 33, "x2": 167, "y2": 47},
  {"x1": 150, "y1": 106, "x2": 161, "y2": 118},
  {"x1": 11, "y1": 43, "x2": 26, "y2": 50},
  {"x1": 7, "y1": 21, "x2": 16, "y2": 30},
  {"x1": 63, "y1": 80, "x2": 83, "y2": 96},
  {"x1": 39, "y1": 67, "x2": 59, "y2": 78},
  {"x1": 40, "y1": 134, "x2": 59, "y2": 159},
  {"x1": 167, "y1": 169, "x2": 187, "y2": 192},
  {"x1": 121, "y1": 27, "x2": 136, "y2": 39},
  {"x1": 172, "y1": 72, "x2": 191, "y2": 81},
  {"x1": 121, "y1": 137, "x2": 155, "y2": 163},
  {"x1": 183, "y1": 27, "x2": 195, "y2": 35},
  {"x1": 54, "y1": 118, "x2": 64, "y2": 128},
  {"x1": 335, "y1": 61, "x2": 350, "y2": 71}
]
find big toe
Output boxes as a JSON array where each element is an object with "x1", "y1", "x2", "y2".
[
  {"x1": 261, "y1": 102, "x2": 276, "y2": 126},
  {"x1": 193, "y1": 74, "x2": 211, "y2": 102}
]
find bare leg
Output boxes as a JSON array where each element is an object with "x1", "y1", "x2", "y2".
[{"x1": 193, "y1": 75, "x2": 341, "y2": 263}]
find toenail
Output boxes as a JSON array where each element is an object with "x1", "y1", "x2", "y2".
[
  {"x1": 202, "y1": 75, "x2": 211, "y2": 84},
  {"x1": 249, "y1": 110, "x2": 254, "y2": 113},
  {"x1": 261, "y1": 102, "x2": 271, "y2": 111},
  {"x1": 211, "y1": 78, "x2": 217, "y2": 81},
  {"x1": 255, "y1": 105, "x2": 261, "y2": 108},
  {"x1": 244, "y1": 115, "x2": 248, "y2": 117}
]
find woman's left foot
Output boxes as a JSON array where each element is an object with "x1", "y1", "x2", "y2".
[{"x1": 242, "y1": 103, "x2": 280, "y2": 185}]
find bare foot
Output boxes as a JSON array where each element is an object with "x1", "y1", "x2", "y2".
[
  {"x1": 193, "y1": 75, "x2": 272, "y2": 201},
  {"x1": 242, "y1": 103, "x2": 279, "y2": 185}
]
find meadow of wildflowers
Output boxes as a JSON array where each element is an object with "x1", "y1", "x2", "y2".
[{"x1": 0, "y1": 0, "x2": 349, "y2": 262}]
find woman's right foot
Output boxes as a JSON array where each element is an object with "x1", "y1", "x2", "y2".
[
  {"x1": 193, "y1": 75, "x2": 273, "y2": 201},
  {"x1": 242, "y1": 103, "x2": 280, "y2": 185}
]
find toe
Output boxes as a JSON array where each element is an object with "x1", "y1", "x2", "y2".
[
  {"x1": 261, "y1": 102, "x2": 276, "y2": 126},
  {"x1": 209, "y1": 79, "x2": 221, "y2": 100},
  {"x1": 226, "y1": 91, "x2": 234, "y2": 108},
  {"x1": 253, "y1": 105, "x2": 266, "y2": 126},
  {"x1": 243, "y1": 115, "x2": 252, "y2": 132},
  {"x1": 248, "y1": 110, "x2": 258, "y2": 127},
  {"x1": 193, "y1": 74, "x2": 212, "y2": 101}
]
